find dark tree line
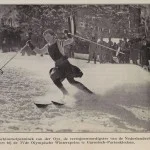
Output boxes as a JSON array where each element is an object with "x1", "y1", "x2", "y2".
[{"x1": 0, "y1": 5, "x2": 150, "y2": 53}]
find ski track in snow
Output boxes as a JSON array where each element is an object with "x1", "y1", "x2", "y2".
[{"x1": 0, "y1": 52, "x2": 150, "y2": 132}]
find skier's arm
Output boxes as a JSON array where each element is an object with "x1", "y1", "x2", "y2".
[
  {"x1": 33, "y1": 44, "x2": 48, "y2": 54},
  {"x1": 57, "y1": 37, "x2": 73, "y2": 47},
  {"x1": 26, "y1": 41, "x2": 48, "y2": 54},
  {"x1": 60, "y1": 29, "x2": 73, "y2": 46},
  {"x1": 57, "y1": 31, "x2": 73, "y2": 55}
]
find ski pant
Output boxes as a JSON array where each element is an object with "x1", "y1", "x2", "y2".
[{"x1": 49, "y1": 60, "x2": 93, "y2": 95}]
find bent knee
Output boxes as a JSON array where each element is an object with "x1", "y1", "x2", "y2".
[
  {"x1": 49, "y1": 68, "x2": 59, "y2": 80},
  {"x1": 49, "y1": 68, "x2": 65, "y2": 82},
  {"x1": 67, "y1": 78, "x2": 77, "y2": 84}
]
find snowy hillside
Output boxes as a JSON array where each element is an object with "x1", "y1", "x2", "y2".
[{"x1": 0, "y1": 52, "x2": 150, "y2": 132}]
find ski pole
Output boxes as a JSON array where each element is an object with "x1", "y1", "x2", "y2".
[
  {"x1": 0, "y1": 44, "x2": 27, "y2": 74},
  {"x1": 71, "y1": 33, "x2": 125, "y2": 55}
]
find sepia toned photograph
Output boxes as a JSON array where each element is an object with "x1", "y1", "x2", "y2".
[{"x1": 0, "y1": 4, "x2": 150, "y2": 133}]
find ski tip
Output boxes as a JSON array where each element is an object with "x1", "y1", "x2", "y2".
[
  {"x1": 34, "y1": 103, "x2": 50, "y2": 108},
  {"x1": 51, "y1": 101, "x2": 64, "y2": 106}
]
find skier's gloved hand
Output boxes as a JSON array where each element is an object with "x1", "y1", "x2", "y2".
[
  {"x1": 26, "y1": 40, "x2": 35, "y2": 50},
  {"x1": 64, "y1": 29, "x2": 72, "y2": 38}
]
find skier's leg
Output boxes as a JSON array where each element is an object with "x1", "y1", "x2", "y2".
[
  {"x1": 52, "y1": 79, "x2": 69, "y2": 95},
  {"x1": 49, "y1": 68, "x2": 68, "y2": 95},
  {"x1": 67, "y1": 77, "x2": 93, "y2": 94}
]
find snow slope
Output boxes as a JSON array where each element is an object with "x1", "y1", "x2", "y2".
[{"x1": 0, "y1": 52, "x2": 150, "y2": 132}]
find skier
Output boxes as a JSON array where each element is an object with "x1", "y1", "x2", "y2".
[{"x1": 25, "y1": 29, "x2": 93, "y2": 100}]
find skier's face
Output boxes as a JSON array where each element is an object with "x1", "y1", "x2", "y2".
[{"x1": 44, "y1": 33, "x2": 55, "y2": 43}]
